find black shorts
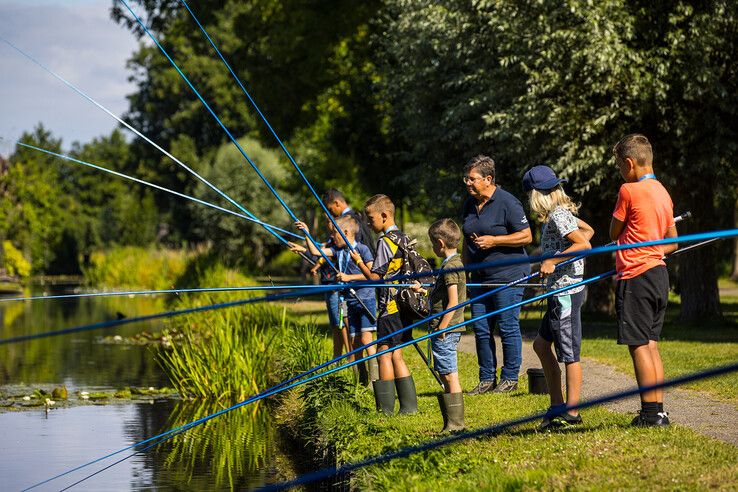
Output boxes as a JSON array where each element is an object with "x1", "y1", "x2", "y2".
[
  {"x1": 539, "y1": 289, "x2": 585, "y2": 363},
  {"x1": 616, "y1": 265, "x2": 669, "y2": 346},
  {"x1": 377, "y1": 311, "x2": 414, "y2": 349}
]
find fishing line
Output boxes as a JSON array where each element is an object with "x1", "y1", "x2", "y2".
[{"x1": 0, "y1": 34, "x2": 290, "y2": 246}]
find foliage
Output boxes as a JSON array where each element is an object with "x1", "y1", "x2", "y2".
[
  {"x1": 84, "y1": 246, "x2": 192, "y2": 290},
  {"x1": 2, "y1": 241, "x2": 31, "y2": 279}
]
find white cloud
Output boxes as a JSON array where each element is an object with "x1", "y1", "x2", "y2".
[{"x1": 0, "y1": 0, "x2": 140, "y2": 156}]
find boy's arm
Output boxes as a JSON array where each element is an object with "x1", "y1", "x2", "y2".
[
  {"x1": 350, "y1": 251, "x2": 379, "y2": 280},
  {"x1": 337, "y1": 261, "x2": 374, "y2": 283},
  {"x1": 577, "y1": 218, "x2": 595, "y2": 241},
  {"x1": 609, "y1": 217, "x2": 625, "y2": 242},
  {"x1": 435, "y1": 284, "x2": 460, "y2": 332},
  {"x1": 540, "y1": 229, "x2": 591, "y2": 277},
  {"x1": 662, "y1": 225, "x2": 678, "y2": 255},
  {"x1": 295, "y1": 221, "x2": 333, "y2": 257}
]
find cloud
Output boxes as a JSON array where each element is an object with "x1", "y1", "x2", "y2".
[{"x1": 0, "y1": 0, "x2": 141, "y2": 156}]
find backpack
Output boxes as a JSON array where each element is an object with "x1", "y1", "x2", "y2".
[{"x1": 383, "y1": 230, "x2": 435, "y2": 319}]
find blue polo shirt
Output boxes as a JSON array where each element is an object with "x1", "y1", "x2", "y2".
[{"x1": 461, "y1": 186, "x2": 531, "y2": 282}]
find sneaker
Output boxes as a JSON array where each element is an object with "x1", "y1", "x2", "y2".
[
  {"x1": 538, "y1": 412, "x2": 582, "y2": 431},
  {"x1": 466, "y1": 380, "x2": 496, "y2": 396},
  {"x1": 631, "y1": 410, "x2": 670, "y2": 427},
  {"x1": 492, "y1": 379, "x2": 518, "y2": 393}
]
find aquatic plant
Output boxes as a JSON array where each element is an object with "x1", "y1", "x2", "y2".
[{"x1": 83, "y1": 246, "x2": 192, "y2": 290}]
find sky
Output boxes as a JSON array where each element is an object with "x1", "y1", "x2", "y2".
[{"x1": 0, "y1": 0, "x2": 141, "y2": 157}]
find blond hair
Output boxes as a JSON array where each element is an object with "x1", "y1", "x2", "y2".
[
  {"x1": 528, "y1": 185, "x2": 580, "y2": 222},
  {"x1": 364, "y1": 194, "x2": 395, "y2": 217},
  {"x1": 335, "y1": 215, "x2": 359, "y2": 236}
]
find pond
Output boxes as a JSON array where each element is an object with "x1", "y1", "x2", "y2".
[{"x1": 0, "y1": 284, "x2": 282, "y2": 491}]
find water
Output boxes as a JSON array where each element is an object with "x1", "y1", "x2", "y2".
[{"x1": 0, "y1": 285, "x2": 279, "y2": 490}]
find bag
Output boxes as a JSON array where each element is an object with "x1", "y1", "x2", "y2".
[{"x1": 383, "y1": 230, "x2": 435, "y2": 319}]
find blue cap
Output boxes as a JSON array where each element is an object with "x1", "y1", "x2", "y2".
[{"x1": 522, "y1": 165, "x2": 567, "y2": 192}]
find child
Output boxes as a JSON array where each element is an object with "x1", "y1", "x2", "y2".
[
  {"x1": 610, "y1": 134, "x2": 677, "y2": 426},
  {"x1": 427, "y1": 218, "x2": 467, "y2": 432},
  {"x1": 522, "y1": 165, "x2": 594, "y2": 430},
  {"x1": 295, "y1": 216, "x2": 378, "y2": 383},
  {"x1": 288, "y1": 220, "x2": 350, "y2": 359},
  {"x1": 352, "y1": 194, "x2": 419, "y2": 415}
]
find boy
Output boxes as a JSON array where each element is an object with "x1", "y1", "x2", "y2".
[
  {"x1": 295, "y1": 216, "x2": 378, "y2": 383},
  {"x1": 352, "y1": 194, "x2": 419, "y2": 415},
  {"x1": 610, "y1": 134, "x2": 678, "y2": 426},
  {"x1": 427, "y1": 218, "x2": 467, "y2": 432}
]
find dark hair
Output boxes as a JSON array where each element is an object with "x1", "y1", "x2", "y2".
[
  {"x1": 428, "y1": 218, "x2": 461, "y2": 249},
  {"x1": 322, "y1": 188, "x2": 346, "y2": 204},
  {"x1": 613, "y1": 134, "x2": 653, "y2": 166},
  {"x1": 364, "y1": 194, "x2": 395, "y2": 216},
  {"x1": 464, "y1": 155, "x2": 495, "y2": 182}
]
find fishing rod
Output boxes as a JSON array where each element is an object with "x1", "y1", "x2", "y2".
[
  {"x1": 16, "y1": 143, "x2": 302, "y2": 241},
  {"x1": 0, "y1": 35, "x2": 294, "y2": 250},
  {"x1": 20, "y1": 231, "x2": 724, "y2": 490},
  {"x1": 119, "y1": 0, "x2": 336, "y2": 274}
]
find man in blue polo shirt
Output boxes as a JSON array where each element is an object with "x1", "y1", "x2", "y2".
[{"x1": 461, "y1": 155, "x2": 532, "y2": 394}]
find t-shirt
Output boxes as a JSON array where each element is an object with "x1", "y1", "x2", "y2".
[
  {"x1": 462, "y1": 186, "x2": 531, "y2": 282},
  {"x1": 612, "y1": 178, "x2": 675, "y2": 280},
  {"x1": 429, "y1": 254, "x2": 467, "y2": 333},
  {"x1": 540, "y1": 206, "x2": 584, "y2": 294},
  {"x1": 371, "y1": 226, "x2": 404, "y2": 316},
  {"x1": 333, "y1": 241, "x2": 374, "y2": 301}
]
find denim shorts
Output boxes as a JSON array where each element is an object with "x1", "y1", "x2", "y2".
[
  {"x1": 325, "y1": 290, "x2": 341, "y2": 328},
  {"x1": 347, "y1": 297, "x2": 377, "y2": 336},
  {"x1": 432, "y1": 332, "x2": 462, "y2": 375}
]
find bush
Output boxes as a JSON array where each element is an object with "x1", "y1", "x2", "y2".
[
  {"x1": 83, "y1": 246, "x2": 191, "y2": 289},
  {"x1": 3, "y1": 240, "x2": 31, "y2": 278}
]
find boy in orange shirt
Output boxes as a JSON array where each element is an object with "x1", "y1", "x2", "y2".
[{"x1": 609, "y1": 134, "x2": 678, "y2": 426}]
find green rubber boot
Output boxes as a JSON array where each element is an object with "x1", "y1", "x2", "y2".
[
  {"x1": 438, "y1": 392, "x2": 465, "y2": 432},
  {"x1": 395, "y1": 375, "x2": 418, "y2": 415},
  {"x1": 372, "y1": 379, "x2": 396, "y2": 415}
]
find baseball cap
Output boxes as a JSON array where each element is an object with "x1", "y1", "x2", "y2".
[{"x1": 522, "y1": 165, "x2": 567, "y2": 192}]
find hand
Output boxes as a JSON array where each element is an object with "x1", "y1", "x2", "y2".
[
  {"x1": 294, "y1": 221, "x2": 310, "y2": 234},
  {"x1": 287, "y1": 241, "x2": 307, "y2": 254},
  {"x1": 336, "y1": 272, "x2": 349, "y2": 282},
  {"x1": 350, "y1": 251, "x2": 363, "y2": 265},
  {"x1": 410, "y1": 281, "x2": 427, "y2": 294},
  {"x1": 539, "y1": 259, "x2": 556, "y2": 278},
  {"x1": 473, "y1": 235, "x2": 497, "y2": 250},
  {"x1": 309, "y1": 266, "x2": 320, "y2": 277}
]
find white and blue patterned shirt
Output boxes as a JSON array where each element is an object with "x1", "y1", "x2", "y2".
[{"x1": 540, "y1": 206, "x2": 584, "y2": 295}]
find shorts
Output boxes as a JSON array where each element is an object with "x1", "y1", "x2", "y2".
[
  {"x1": 539, "y1": 289, "x2": 585, "y2": 363},
  {"x1": 325, "y1": 290, "x2": 341, "y2": 328},
  {"x1": 377, "y1": 310, "x2": 414, "y2": 348},
  {"x1": 347, "y1": 297, "x2": 377, "y2": 336},
  {"x1": 616, "y1": 265, "x2": 669, "y2": 346},
  {"x1": 432, "y1": 332, "x2": 462, "y2": 375}
]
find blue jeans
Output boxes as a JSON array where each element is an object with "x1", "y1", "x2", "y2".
[{"x1": 470, "y1": 286, "x2": 524, "y2": 382}]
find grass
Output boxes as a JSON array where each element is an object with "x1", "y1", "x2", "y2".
[
  {"x1": 84, "y1": 246, "x2": 193, "y2": 290},
  {"x1": 285, "y1": 346, "x2": 738, "y2": 491}
]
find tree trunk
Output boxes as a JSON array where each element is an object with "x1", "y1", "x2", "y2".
[
  {"x1": 676, "y1": 193, "x2": 722, "y2": 322},
  {"x1": 731, "y1": 195, "x2": 738, "y2": 282}
]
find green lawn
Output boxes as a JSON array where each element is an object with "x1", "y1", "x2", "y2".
[{"x1": 304, "y1": 350, "x2": 738, "y2": 491}]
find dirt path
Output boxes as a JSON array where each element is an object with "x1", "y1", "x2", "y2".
[{"x1": 458, "y1": 333, "x2": 738, "y2": 446}]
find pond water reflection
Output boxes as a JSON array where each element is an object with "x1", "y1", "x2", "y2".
[{"x1": 0, "y1": 286, "x2": 279, "y2": 490}]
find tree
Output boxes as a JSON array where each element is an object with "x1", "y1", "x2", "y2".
[{"x1": 378, "y1": 0, "x2": 738, "y2": 320}]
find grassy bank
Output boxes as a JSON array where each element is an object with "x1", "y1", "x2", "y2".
[
  {"x1": 279, "y1": 338, "x2": 738, "y2": 490},
  {"x1": 84, "y1": 246, "x2": 194, "y2": 290}
]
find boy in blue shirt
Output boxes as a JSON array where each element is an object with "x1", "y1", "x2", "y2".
[{"x1": 296, "y1": 215, "x2": 378, "y2": 384}]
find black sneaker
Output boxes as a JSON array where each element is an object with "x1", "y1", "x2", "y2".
[
  {"x1": 467, "y1": 380, "x2": 496, "y2": 396},
  {"x1": 492, "y1": 379, "x2": 518, "y2": 393},
  {"x1": 631, "y1": 410, "x2": 670, "y2": 427},
  {"x1": 538, "y1": 412, "x2": 582, "y2": 430}
]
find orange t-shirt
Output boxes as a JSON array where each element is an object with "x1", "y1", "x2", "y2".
[{"x1": 612, "y1": 179, "x2": 675, "y2": 279}]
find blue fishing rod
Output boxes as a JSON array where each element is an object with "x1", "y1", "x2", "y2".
[
  {"x1": 0, "y1": 35, "x2": 294, "y2": 251},
  {"x1": 119, "y1": 0, "x2": 336, "y2": 273},
  {"x1": 19, "y1": 231, "x2": 726, "y2": 490}
]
